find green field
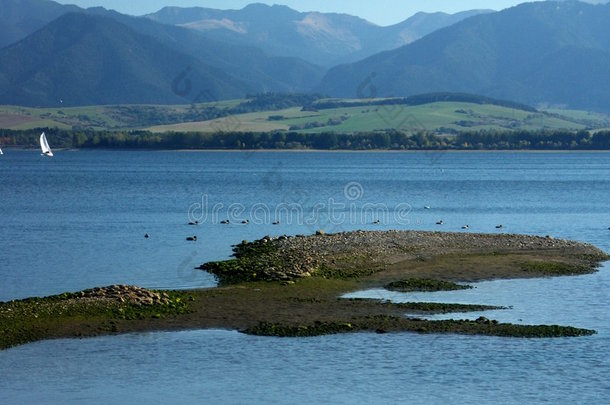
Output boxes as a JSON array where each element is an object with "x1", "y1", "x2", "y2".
[
  {"x1": 149, "y1": 102, "x2": 610, "y2": 134},
  {"x1": 0, "y1": 99, "x2": 243, "y2": 131},
  {"x1": 1, "y1": 98, "x2": 609, "y2": 134},
  {"x1": 0, "y1": 105, "x2": 123, "y2": 130}
]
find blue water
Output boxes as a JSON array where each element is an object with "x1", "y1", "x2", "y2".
[{"x1": 1, "y1": 150, "x2": 609, "y2": 403}]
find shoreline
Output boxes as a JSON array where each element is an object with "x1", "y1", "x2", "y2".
[
  {"x1": 1, "y1": 230, "x2": 608, "y2": 349},
  {"x1": 3, "y1": 147, "x2": 610, "y2": 154}
]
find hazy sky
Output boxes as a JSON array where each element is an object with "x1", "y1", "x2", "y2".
[{"x1": 55, "y1": 0, "x2": 530, "y2": 26}]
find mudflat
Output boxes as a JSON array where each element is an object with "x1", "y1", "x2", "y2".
[{"x1": 2, "y1": 231, "x2": 608, "y2": 349}]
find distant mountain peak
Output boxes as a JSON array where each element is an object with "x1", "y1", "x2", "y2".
[
  {"x1": 182, "y1": 18, "x2": 247, "y2": 34},
  {"x1": 0, "y1": 7, "x2": 324, "y2": 106},
  {"x1": 145, "y1": 5, "x2": 491, "y2": 66},
  {"x1": 319, "y1": 1, "x2": 610, "y2": 112},
  {"x1": 241, "y1": 3, "x2": 301, "y2": 18}
]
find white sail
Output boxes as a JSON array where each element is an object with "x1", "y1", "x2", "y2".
[{"x1": 40, "y1": 132, "x2": 53, "y2": 157}]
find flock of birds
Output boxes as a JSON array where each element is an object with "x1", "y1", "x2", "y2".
[
  {"x1": 144, "y1": 219, "x2": 282, "y2": 241},
  {"x1": 143, "y1": 205, "x2": 609, "y2": 241},
  {"x1": 434, "y1": 220, "x2": 503, "y2": 230},
  {"x1": 426, "y1": 205, "x2": 505, "y2": 231}
]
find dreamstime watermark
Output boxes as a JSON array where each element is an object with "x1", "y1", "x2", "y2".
[
  {"x1": 187, "y1": 182, "x2": 413, "y2": 228},
  {"x1": 356, "y1": 71, "x2": 446, "y2": 166},
  {"x1": 357, "y1": 72, "x2": 415, "y2": 131},
  {"x1": 176, "y1": 251, "x2": 200, "y2": 283},
  {"x1": 171, "y1": 66, "x2": 243, "y2": 134}
]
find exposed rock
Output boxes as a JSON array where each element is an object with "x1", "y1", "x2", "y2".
[
  {"x1": 476, "y1": 316, "x2": 490, "y2": 324},
  {"x1": 200, "y1": 230, "x2": 608, "y2": 284},
  {"x1": 79, "y1": 285, "x2": 170, "y2": 306}
]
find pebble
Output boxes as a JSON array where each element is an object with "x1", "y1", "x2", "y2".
[
  {"x1": 77, "y1": 285, "x2": 170, "y2": 306},
  {"x1": 243, "y1": 230, "x2": 605, "y2": 283}
]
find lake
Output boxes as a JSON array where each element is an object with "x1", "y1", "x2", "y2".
[{"x1": 1, "y1": 150, "x2": 609, "y2": 403}]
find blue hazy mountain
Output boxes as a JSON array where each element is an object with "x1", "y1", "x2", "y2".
[
  {"x1": 319, "y1": 1, "x2": 610, "y2": 112},
  {"x1": 146, "y1": 4, "x2": 491, "y2": 66},
  {"x1": 0, "y1": 4, "x2": 324, "y2": 106}
]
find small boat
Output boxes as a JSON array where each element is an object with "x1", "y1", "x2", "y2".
[
  {"x1": 272, "y1": 221, "x2": 280, "y2": 225},
  {"x1": 496, "y1": 225, "x2": 503, "y2": 229},
  {"x1": 186, "y1": 236, "x2": 197, "y2": 241},
  {"x1": 462, "y1": 225, "x2": 470, "y2": 229},
  {"x1": 0, "y1": 147, "x2": 3, "y2": 155},
  {"x1": 436, "y1": 220, "x2": 443, "y2": 225},
  {"x1": 40, "y1": 132, "x2": 53, "y2": 157},
  {"x1": 424, "y1": 206, "x2": 431, "y2": 210}
]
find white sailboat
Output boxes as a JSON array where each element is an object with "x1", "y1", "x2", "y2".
[
  {"x1": 40, "y1": 132, "x2": 53, "y2": 157},
  {"x1": 0, "y1": 147, "x2": 3, "y2": 155}
]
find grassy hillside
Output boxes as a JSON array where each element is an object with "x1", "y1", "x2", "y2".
[
  {"x1": 1, "y1": 98, "x2": 609, "y2": 134},
  {"x1": 147, "y1": 102, "x2": 609, "y2": 134},
  {"x1": 0, "y1": 100, "x2": 242, "y2": 131}
]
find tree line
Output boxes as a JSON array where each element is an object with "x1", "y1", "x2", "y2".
[
  {"x1": 1, "y1": 128, "x2": 609, "y2": 150},
  {"x1": 313, "y1": 92, "x2": 537, "y2": 112}
]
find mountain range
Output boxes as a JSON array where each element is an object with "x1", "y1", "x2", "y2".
[
  {"x1": 0, "y1": 1, "x2": 325, "y2": 106},
  {"x1": 0, "y1": 0, "x2": 80, "y2": 49},
  {"x1": 0, "y1": 12, "x2": 252, "y2": 106},
  {"x1": 145, "y1": 5, "x2": 490, "y2": 66},
  {"x1": 0, "y1": 0, "x2": 487, "y2": 107},
  {"x1": 320, "y1": 1, "x2": 610, "y2": 111},
  {"x1": 1, "y1": 0, "x2": 610, "y2": 112}
]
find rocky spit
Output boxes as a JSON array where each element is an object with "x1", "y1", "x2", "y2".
[
  {"x1": 275, "y1": 230, "x2": 600, "y2": 258},
  {"x1": 75, "y1": 285, "x2": 170, "y2": 306},
  {"x1": 3, "y1": 231, "x2": 607, "y2": 349},
  {"x1": 223, "y1": 230, "x2": 608, "y2": 282}
]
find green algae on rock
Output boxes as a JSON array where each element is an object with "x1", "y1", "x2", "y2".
[
  {"x1": 0, "y1": 286, "x2": 192, "y2": 350},
  {"x1": 244, "y1": 317, "x2": 596, "y2": 338},
  {"x1": 2, "y1": 231, "x2": 608, "y2": 350},
  {"x1": 343, "y1": 298, "x2": 503, "y2": 314},
  {"x1": 385, "y1": 278, "x2": 472, "y2": 292}
]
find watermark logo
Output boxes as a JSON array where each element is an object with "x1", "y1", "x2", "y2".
[
  {"x1": 171, "y1": 66, "x2": 194, "y2": 97},
  {"x1": 176, "y1": 251, "x2": 199, "y2": 283},
  {"x1": 263, "y1": 162, "x2": 284, "y2": 190},
  {"x1": 356, "y1": 72, "x2": 378, "y2": 99},
  {"x1": 187, "y1": 182, "x2": 412, "y2": 228},
  {"x1": 355, "y1": 72, "x2": 446, "y2": 166},
  {"x1": 344, "y1": 181, "x2": 364, "y2": 201},
  {"x1": 171, "y1": 66, "x2": 244, "y2": 135}
]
